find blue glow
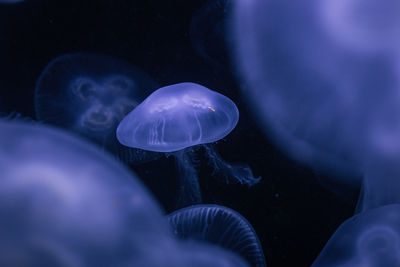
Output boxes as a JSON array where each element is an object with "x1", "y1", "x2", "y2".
[
  {"x1": 34, "y1": 53, "x2": 160, "y2": 163},
  {"x1": 312, "y1": 204, "x2": 400, "y2": 266},
  {"x1": 168, "y1": 204, "x2": 266, "y2": 267}
]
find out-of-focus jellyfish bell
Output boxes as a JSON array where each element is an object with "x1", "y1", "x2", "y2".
[
  {"x1": 35, "y1": 53, "x2": 161, "y2": 164},
  {"x1": 167, "y1": 204, "x2": 266, "y2": 267},
  {"x1": 117, "y1": 82, "x2": 260, "y2": 207},
  {"x1": 232, "y1": 0, "x2": 400, "y2": 205},
  {"x1": 312, "y1": 204, "x2": 400, "y2": 267},
  {"x1": 0, "y1": 120, "x2": 172, "y2": 266}
]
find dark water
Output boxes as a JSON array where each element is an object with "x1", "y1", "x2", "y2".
[{"x1": 0, "y1": 1, "x2": 358, "y2": 266}]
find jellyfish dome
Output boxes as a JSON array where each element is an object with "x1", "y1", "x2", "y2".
[
  {"x1": 0, "y1": 120, "x2": 172, "y2": 266},
  {"x1": 233, "y1": 0, "x2": 400, "y2": 181},
  {"x1": 312, "y1": 204, "x2": 400, "y2": 267},
  {"x1": 117, "y1": 82, "x2": 239, "y2": 153},
  {"x1": 168, "y1": 204, "x2": 266, "y2": 267},
  {"x1": 35, "y1": 52, "x2": 160, "y2": 163}
]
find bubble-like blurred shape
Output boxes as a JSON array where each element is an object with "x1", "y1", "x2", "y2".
[
  {"x1": 117, "y1": 82, "x2": 260, "y2": 207},
  {"x1": 0, "y1": 120, "x2": 171, "y2": 266},
  {"x1": 233, "y1": 0, "x2": 400, "y2": 183},
  {"x1": 35, "y1": 53, "x2": 161, "y2": 164},
  {"x1": 168, "y1": 204, "x2": 266, "y2": 267},
  {"x1": 312, "y1": 204, "x2": 400, "y2": 267}
]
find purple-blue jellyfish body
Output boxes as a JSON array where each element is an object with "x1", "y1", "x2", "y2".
[
  {"x1": 233, "y1": 0, "x2": 400, "y2": 209},
  {"x1": 117, "y1": 82, "x2": 260, "y2": 207},
  {"x1": 0, "y1": 120, "x2": 172, "y2": 266},
  {"x1": 312, "y1": 204, "x2": 400, "y2": 267},
  {"x1": 34, "y1": 53, "x2": 161, "y2": 164},
  {"x1": 168, "y1": 204, "x2": 266, "y2": 267}
]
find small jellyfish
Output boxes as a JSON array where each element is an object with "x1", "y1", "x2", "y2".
[
  {"x1": 0, "y1": 120, "x2": 172, "y2": 266},
  {"x1": 34, "y1": 53, "x2": 161, "y2": 164},
  {"x1": 167, "y1": 204, "x2": 266, "y2": 267},
  {"x1": 190, "y1": 0, "x2": 233, "y2": 69},
  {"x1": 312, "y1": 204, "x2": 400, "y2": 267},
  {"x1": 117, "y1": 82, "x2": 260, "y2": 207}
]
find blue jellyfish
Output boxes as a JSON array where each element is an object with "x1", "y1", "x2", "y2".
[
  {"x1": 233, "y1": 0, "x2": 400, "y2": 206},
  {"x1": 34, "y1": 52, "x2": 161, "y2": 164},
  {"x1": 117, "y1": 82, "x2": 260, "y2": 207},
  {"x1": 190, "y1": 0, "x2": 233, "y2": 69},
  {"x1": 312, "y1": 204, "x2": 400, "y2": 267},
  {"x1": 0, "y1": 120, "x2": 172, "y2": 266},
  {"x1": 167, "y1": 204, "x2": 266, "y2": 267}
]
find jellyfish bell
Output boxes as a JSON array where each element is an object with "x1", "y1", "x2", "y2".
[
  {"x1": 167, "y1": 204, "x2": 266, "y2": 267},
  {"x1": 312, "y1": 204, "x2": 400, "y2": 267},
  {"x1": 34, "y1": 52, "x2": 161, "y2": 164},
  {"x1": 0, "y1": 120, "x2": 172, "y2": 266},
  {"x1": 117, "y1": 82, "x2": 238, "y2": 152},
  {"x1": 117, "y1": 82, "x2": 260, "y2": 207}
]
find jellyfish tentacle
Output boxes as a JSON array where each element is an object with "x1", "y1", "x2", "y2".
[
  {"x1": 173, "y1": 149, "x2": 202, "y2": 208},
  {"x1": 203, "y1": 144, "x2": 261, "y2": 187}
]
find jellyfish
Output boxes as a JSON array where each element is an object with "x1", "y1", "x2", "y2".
[
  {"x1": 312, "y1": 204, "x2": 400, "y2": 267},
  {"x1": 34, "y1": 52, "x2": 161, "y2": 164},
  {"x1": 190, "y1": 0, "x2": 233, "y2": 69},
  {"x1": 233, "y1": 0, "x2": 400, "y2": 207},
  {"x1": 117, "y1": 82, "x2": 260, "y2": 207},
  {"x1": 0, "y1": 120, "x2": 172, "y2": 266},
  {"x1": 167, "y1": 204, "x2": 266, "y2": 267}
]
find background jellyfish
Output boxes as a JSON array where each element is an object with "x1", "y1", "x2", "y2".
[
  {"x1": 190, "y1": 0, "x2": 233, "y2": 70},
  {"x1": 34, "y1": 52, "x2": 161, "y2": 164},
  {"x1": 117, "y1": 82, "x2": 260, "y2": 207},
  {"x1": 232, "y1": 0, "x2": 400, "y2": 208},
  {"x1": 311, "y1": 204, "x2": 400, "y2": 267},
  {"x1": 0, "y1": 120, "x2": 173, "y2": 266},
  {"x1": 167, "y1": 204, "x2": 266, "y2": 267},
  {"x1": 0, "y1": 0, "x2": 23, "y2": 3}
]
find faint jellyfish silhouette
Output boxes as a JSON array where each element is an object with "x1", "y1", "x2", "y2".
[
  {"x1": 117, "y1": 82, "x2": 260, "y2": 207},
  {"x1": 190, "y1": 0, "x2": 233, "y2": 69},
  {"x1": 0, "y1": 120, "x2": 172, "y2": 266},
  {"x1": 312, "y1": 204, "x2": 400, "y2": 267},
  {"x1": 34, "y1": 53, "x2": 161, "y2": 164},
  {"x1": 233, "y1": 0, "x2": 400, "y2": 203},
  {"x1": 319, "y1": 0, "x2": 400, "y2": 53},
  {"x1": 167, "y1": 204, "x2": 266, "y2": 267}
]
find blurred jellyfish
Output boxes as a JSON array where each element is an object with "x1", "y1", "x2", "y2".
[
  {"x1": 117, "y1": 82, "x2": 260, "y2": 207},
  {"x1": 190, "y1": 0, "x2": 233, "y2": 69},
  {"x1": 312, "y1": 204, "x2": 400, "y2": 267},
  {"x1": 233, "y1": 0, "x2": 400, "y2": 205},
  {"x1": 167, "y1": 204, "x2": 266, "y2": 267},
  {"x1": 0, "y1": 120, "x2": 172, "y2": 266},
  {"x1": 34, "y1": 53, "x2": 161, "y2": 164},
  {"x1": 0, "y1": 0, "x2": 23, "y2": 3}
]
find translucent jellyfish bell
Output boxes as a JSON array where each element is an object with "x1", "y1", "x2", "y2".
[
  {"x1": 0, "y1": 120, "x2": 171, "y2": 266},
  {"x1": 117, "y1": 82, "x2": 260, "y2": 207},
  {"x1": 35, "y1": 53, "x2": 161, "y2": 164},
  {"x1": 312, "y1": 204, "x2": 400, "y2": 266},
  {"x1": 167, "y1": 204, "x2": 266, "y2": 267}
]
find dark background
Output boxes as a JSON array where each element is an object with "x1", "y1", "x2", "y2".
[{"x1": 0, "y1": 1, "x2": 358, "y2": 266}]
